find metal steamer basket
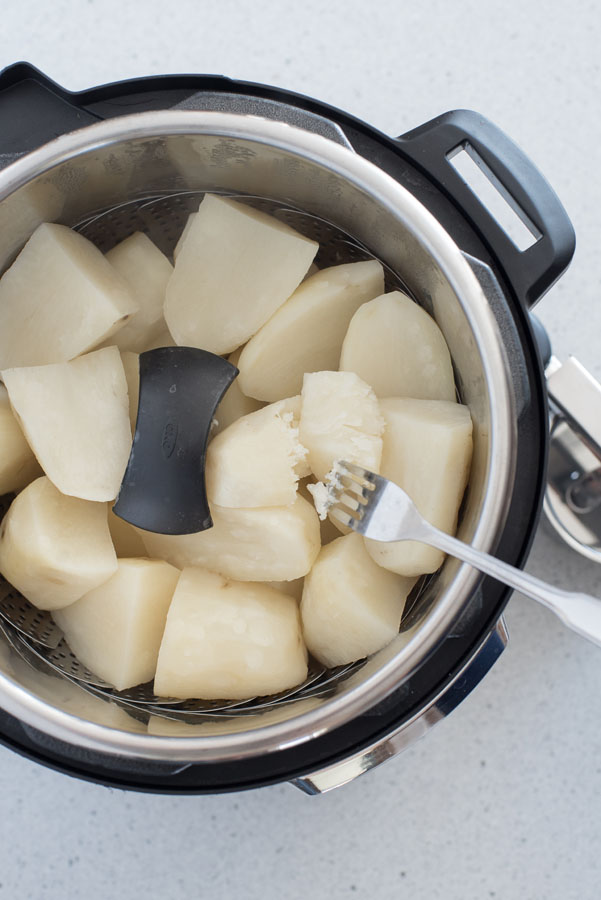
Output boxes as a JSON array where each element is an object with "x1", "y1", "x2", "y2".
[{"x1": 0, "y1": 65, "x2": 582, "y2": 793}]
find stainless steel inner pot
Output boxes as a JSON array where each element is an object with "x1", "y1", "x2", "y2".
[{"x1": 0, "y1": 111, "x2": 516, "y2": 762}]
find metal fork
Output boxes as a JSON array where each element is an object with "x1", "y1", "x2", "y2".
[{"x1": 330, "y1": 462, "x2": 601, "y2": 649}]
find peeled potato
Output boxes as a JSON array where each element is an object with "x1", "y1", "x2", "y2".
[
  {"x1": 142, "y1": 327, "x2": 177, "y2": 352},
  {"x1": 119, "y1": 350, "x2": 140, "y2": 435},
  {"x1": 340, "y1": 291, "x2": 456, "y2": 401},
  {"x1": 298, "y1": 477, "x2": 344, "y2": 543},
  {"x1": 164, "y1": 195, "x2": 318, "y2": 354},
  {"x1": 0, "y1": 182, "x2": 64, "y2": 277},
  {"x1": 173, "y1": 212, "x2": 197, "y2": 260},
  {"x1": 299, "y1": 371, "x2": 384, "y2": 482},
  {"x1": 54, "y1": 559, "x2": 180, "y2": 691},
  {"x1": 237, "y1": 261, "x2": 385, "y2": 402},
  {"x1": 206, "y1": 396, "x2": 308, "y2": 508},
  {"x1": 0, "y1": 223, "x2": 138, "y2": 369},
  {"x1": 365, "y1": 398, "x2": 473, "y2": 576},
  {"x1": 0, "y1": 384, "x2": 42, "y2": 495},
  {"x1": 103, "y1": 232, "x2": 173, "y2": 352},
  {"x1": 301, "y1": 533, "x2": 415, "y2": 667},
  {"x1": 138, "y1": 494, "x2": 320, "y2": 582},
  {"x1": 265, "y1": 578, "x2": 304, "y2": 601},
  {"x1": 2, "y1": 347, "x2": 132, "y2": 502},
  {"x1": 0, "y1": 476, "x2": 117, "y2": 610},
  {"x1": 212, "y1": 346, "x2": 264, "y2": 436},
  {"x1": 108, "y1": 509, "x2": 147, "y2": 558},
  {"x1": 154, "y1": 567, "x2": 308, "y2": 700}
]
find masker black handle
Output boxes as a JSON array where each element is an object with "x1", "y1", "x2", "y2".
[
  {"x1": 397, "y1": 110, "x2": 575, "y2": 308},
  {"x1": 113, "y1": 347, "x2": 238, "y2": 536}
]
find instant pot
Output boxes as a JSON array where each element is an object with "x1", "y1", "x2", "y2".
[{"x1": 0, "y1": 62, "x2": 588, "y2": 794}]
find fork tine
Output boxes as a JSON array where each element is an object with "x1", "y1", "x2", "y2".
[
  {"x1": 335, "y1": 461, "x2": 376, "y2": 485},
  {"x1": 330, "y1": 506, "x2": 359, "y2": 530},
  {"x1": 338, "y1": 475, "x2": 370, "y2": 504},
  {"x1": 337, "y1": 491, "x2": 366, "y2": 515}
]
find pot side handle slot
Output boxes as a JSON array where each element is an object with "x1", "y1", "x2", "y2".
[{"x1": 396, "y1": 109, "x2": 575, "y2": 309}]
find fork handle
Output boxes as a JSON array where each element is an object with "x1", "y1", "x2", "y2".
[{"x1": 421, "y1": 524, "x2": 601, "y2": 648}]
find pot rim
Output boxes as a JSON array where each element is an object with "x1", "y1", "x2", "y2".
[{"x1": 0, "y1": 110, "x2": 516, "y2": 762}]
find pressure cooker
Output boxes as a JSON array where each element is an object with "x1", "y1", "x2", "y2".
[{"x1": 0, "y1": 62, "x2": 594, "y2": 795}]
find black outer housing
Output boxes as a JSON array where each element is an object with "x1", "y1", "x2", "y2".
[{"x1": 0, "y1": 64, "x2": 574, "y2": 793}]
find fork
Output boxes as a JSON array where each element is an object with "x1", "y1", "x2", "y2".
[{"x1": 329, "y1": 461, "x2": 601, "y2": 649}]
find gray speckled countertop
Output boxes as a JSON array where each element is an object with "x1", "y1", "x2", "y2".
[{"x1": 1, "y1": 2, "x2": 601, "y2": 897}]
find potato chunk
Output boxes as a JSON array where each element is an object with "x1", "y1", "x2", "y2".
[
  {"x1": 104, "y1": 232, "x2": 173, "y2": 352},
  {"x1": 53, "y1": 559, "x2": 180, "y2": 691},
  {"x1": 120, "y1": 350, "x2": 139, "y2": 434},
  {"x1": 2, "y1": 347, "x2": 132, "y2": 502},
  {"x1": 164, "y1": 195, "x2": 318, "y2": 354},
  {"x1": 365, "y1": 398, "x2": 473, "y2": 576},
  {"x1": 0, "y1": 223, "x2": 138, "y2": 369},
  {"x1": 141, "y1": 327, "x2": 177, "y2": 352},
  {"x1": 0, "y1": 384, "x2": 42, "y2": 494},
  {"x1": 340, "y1": 291, "x2": 456, "y2": 401},
  {"x1": 138, "y1": 494, "x2": 320, "y2": 582},
  {"x1": 265, "y1": 578, "x2": 304, "y2": 601},
  {"x1": 206, "y1": 396, "x2": 308, "y2": 508},
  {"x1": 237, "y1": 261, "x2": 384, "y2": 402},
  {"x1": 0, "y1": 476, "x2": 117, "y2": 610},
  {"x1": 299, "y1": 371, "x2": 384, "y2": 482},
  {"x1": 212, "y1": 346, "x2": 264, "y2": 436},
  {"x1": 301, "y1": 533, "x2": 415, "y2": 666},
  {"x1": 108, "y1": 509, "x2": 147, "y2": 558},
  {"x1": 154, "y1": 567, "x2": 308, "y2": 700},
  {"x1": 173, "y1": 212, "x2": 197, "y2": 260}
]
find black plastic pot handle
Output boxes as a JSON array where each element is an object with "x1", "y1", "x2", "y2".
[
  {"x1": 0, "y1": 63, "x2": 104, "y2": 162},
  {"x1": 397, "y1": 110, "x2": 575, "y2": 308},
  {"x1": 0, "y1": 62, "x2": 221, "y2": 158},
  {"x1": 0, "y1": 62, "x2": 236, "y2": 158}
]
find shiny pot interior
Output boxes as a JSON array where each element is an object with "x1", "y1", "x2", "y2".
[{"x1": 0, "y1": 111, "x2": 516, "y2": 761}]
